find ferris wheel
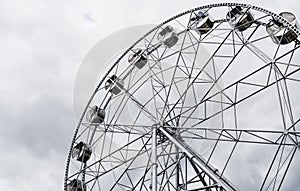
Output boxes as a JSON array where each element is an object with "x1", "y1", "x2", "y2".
[{"x1": 64, "y1": 3, "x2": 300, "y2": 191}]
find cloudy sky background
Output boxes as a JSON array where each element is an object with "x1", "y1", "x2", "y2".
[{"x1": 0, "y1": 0, "x2": 299, "y2": 191}]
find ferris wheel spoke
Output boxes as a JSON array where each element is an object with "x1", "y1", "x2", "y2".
[
  {"x1": 166, "y1": 63, "x2": 300, "y2": 131},
  {"x1": 273, "y1": 44, "x2": 300, "y2": 64},
  {"x1": 177, "y1": 126, "x2": 300, "y2": 146},
  {"x1": 88, "y1": 134, "x2": 180, "y2": 190},
  {"x1": 260, "y1": 135, "x2": 298, "y2": 190},
  {"x1": 283, "y1": 43, "x2": 299, "y2": 75},
  {"x1": 158, "y1": 37, "x2": 203, "y2": 123},
  {"x1": 107, "y1": 141, "x2": 152, "y2": 190},
  {"x1": 157, "y1": 143, "x2": 179, "y2": 190},
  {"x1": 130, "y1": 157, "x2": 152, "y2": 190},
  {"x1": 266, "y1": 143, "x2": 294, "y2": 190},
  {"x1": 162, "y1": 27, "x2": 237, "y2": 124},
  {"x1": 158, "y1": 28, "x2": 197, "y2": 119},
  {"x1": 276, "y1": 146, "x2": 297, "y2": 190},
  {"x1": 273, "y1": 67, "x2": 300, "y2": 150},
  {"x1": 124, "y1": 90, "x2": 158, "y2": 122},
  {"x1": 174, "y1": 40, "x2": 203, "y2": 124},
  {"x1": 148, "y1": 61, "x2": 178, "y2": 121},
  {"x1": 68, "y1": 132, "x2": 151, "y2": 179},
  {"x1": 91, "y1": 138, "x2": 152, "y2": 189}
]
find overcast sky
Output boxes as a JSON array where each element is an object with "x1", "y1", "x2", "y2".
[{"x1": 0, "y1": 0, "x2": 299, "y2": 191}]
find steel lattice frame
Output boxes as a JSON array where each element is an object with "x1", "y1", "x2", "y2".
[{"x1": 65, "y1": 3, "x2": 300, "y2": 191}]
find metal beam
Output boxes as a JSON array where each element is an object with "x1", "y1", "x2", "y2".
[
  {"x1": 152, "y1": 125, "x2": 158, "y2": 191},
  {"x1": 158, "y1": 127, "x2": 237, "y2": 191}
]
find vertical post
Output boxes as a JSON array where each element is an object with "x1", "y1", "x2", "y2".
[
  {"x1": 175, "y1": 146, "x2": 179, "y2": 190},
  {"x1": 152, "y1": 125, "x2": 157, "y2": 191},
  {"x1": 185, "y1": 155, "x2": 187, "y2": 190}
]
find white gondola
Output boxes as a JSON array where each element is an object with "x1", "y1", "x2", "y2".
[
  {"x1": 128, "y1": 49, "x2": 148, "y2": 69},
  {"x1": 67, "y1": 179, "x2": 86, "y2": 191},
  {"x1": 190, "y1": 11, "x2": 214, "y2": 34},
  {"x1": 226, "y1": 6, "x2": 254, "y2": 31},
  {"x1": 86, "y1": 105, "x2": 105, "y2": 124},
  {"x1": 157, "y1": 25, "x2": 179, "y2": 48},
  {"x1": 105, "y1": 75, "x2": 124, "y2": 95},
  {"x1": 71, "y1": 141, "x2": 92, "y2": 163},
  {"x1": 266, "y1": 12, "x2": 299, "y2": 45}
]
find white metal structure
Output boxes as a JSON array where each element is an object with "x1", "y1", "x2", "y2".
[{"x1": 65, "y1": 3, "x2": 300, "y2": 191}]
